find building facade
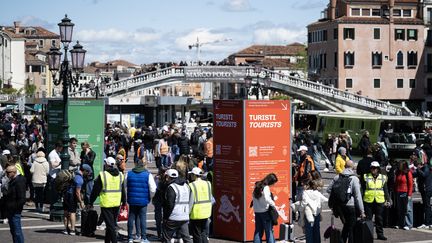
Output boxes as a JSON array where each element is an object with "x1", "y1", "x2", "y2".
[{"x1": 308, "y1": 0, "x2": 428, "y2": 110}]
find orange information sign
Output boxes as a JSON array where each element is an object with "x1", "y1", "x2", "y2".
[
  {"x1": 213, "y1": 100, "x2": 291, "y2": 242},
  {"x1": 244, "y1": 100, "x2": 291, "y2": 240}
]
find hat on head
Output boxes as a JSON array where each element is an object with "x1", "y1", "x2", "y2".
[
  {"x1": 338, "y1": 147, "x2": 347, "y2": 154},
  {"x1": 81, "y1": 164, "x2": 93, "y2": 173},
  {"x1": 188, "y1": 167, "x2": 203, "y2": 176},
  {"x1": 104, "y1": 157, "x2": 116, "y2": 167},
  {"x1": 165, "y1": 169, "x2": 178, "y2": 178},
  {"x1": 2, "y1": 150, "x2": 11, "y2": 155},
  {"x1": 297, "y1": 145, "x2": 308, "y2": 152},
  {"x1": 370, "y1": 161, "x2": 380, "y2": 168}
]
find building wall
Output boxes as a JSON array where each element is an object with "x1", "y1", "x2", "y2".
[
  {"x1": 10, "y1": 39, "x2": 25, "y2": 89},
  {"x1": 0, "y1": 32, "x2": 12, "y2": 88}
]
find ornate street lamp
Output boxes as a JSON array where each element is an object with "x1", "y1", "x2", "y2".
[
  {"x1": 244, "y1": 64, "x2": 270, "y2": 100},
  {"x1": 47, "y1": 15, "x2": 86, "y2": 221}
]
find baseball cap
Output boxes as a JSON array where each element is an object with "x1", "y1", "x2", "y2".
[
  {"x1": 297, "y1": 145, "x2": 308, "y2": 152},
  {"x1": 104, "y1": 157, "x2": 116, "y2": 167},
  {"x1": 370, "y1": 161, "x2": 380, "y2": 168},
  {"x1": 2, "y1": 150, "x2": 11, "y2": 155},
  {"x1": 165, "y1": 169, "x2": 178, "y2": 178},
  {"x1": 188, "y1": 167, "x2": 203, "y2": 176},
  {"x1": 81, "y1": 164, "x2": 93, "y2": 173}
]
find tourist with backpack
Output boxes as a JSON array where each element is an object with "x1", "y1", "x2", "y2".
[
  {"x1": 295, "y1": 145, "x2": 316, "y2": 202},
  {"x1": 62, "y1": 168, "x2": 84, "y2": 236},
  {"x1": 327, "y1": 160, "x2": 365, "y2": 243},
  {"x1": 361, "y1": 161, "x2": 390, "y2": 240}
]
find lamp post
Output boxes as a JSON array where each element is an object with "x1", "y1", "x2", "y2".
[
  {"x1": 47, "y1": 15, "x2": 86, "y2": 221},
  {"x1": 244, "y1": 64, "x2": 271, "y2": 100}
]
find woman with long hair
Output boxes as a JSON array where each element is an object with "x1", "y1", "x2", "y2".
[
  {"x1": 394, "y1": 160, "x2": 413, "y2": 230},
  {"x1": 253, "y1": 173, "x2": 278, "y2": 243}
]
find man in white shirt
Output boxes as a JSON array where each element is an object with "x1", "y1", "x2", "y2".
[
  {"x1": 68, "y1": 138, "x2": 80, "y2": 170},
  {"x1": 48, "y1": 142, "x2": 63, "y2": 178}
]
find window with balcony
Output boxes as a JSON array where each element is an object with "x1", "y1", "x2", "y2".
[
  {"x1": 343, "y1": 28, "x2": 355, "y2": 40},
  {"x1": 407, "y1": 29, "x2": 417, "y2": 40},
  {"x1": 374, "y1": 28, "x2": 380, "y2": 40},
  {"x1": 346, "y1": 79, "x2": 353, "y2": 88},
  {"x1": 395, "y1": 29, "x2": 405, "y2": 40},
  {"x1": 344, "y1": 52, "x2": 355, "y2": 67},
  {"x1": 372, "y1": 52, "x2": 382, "y2": 67},
  {"x1": 403, "y1": 9, "x2": 412, "y2": 17},
  {"x1": 409, "y1": 79, "x2": 415, "y2": 88},
  {"x1": 374, "y1": 79, "x2": 381, "y2": 88},
  {"x1": 351, "y1": 8, "x2": 360, "y2": 16},
  {"x1": 397, "y1": 79, "x2": 403, "y2": 88},
  {"x1": 407, "y1": 51, "x2": 417, "y2": 67},
  {"x1": 397, "y1": 51, "x2": 404, "y2": 67}
]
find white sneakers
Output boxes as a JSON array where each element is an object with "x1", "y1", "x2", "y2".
[
  {"x1": 417, "y1": 224, "x2": 428, "y2": 229},
  {"x1": 323, "y1": 168, "x2": 329, "y2": 172},
  {"x1": 403, "y1": 226, "x2": 410, "y2": 230}
]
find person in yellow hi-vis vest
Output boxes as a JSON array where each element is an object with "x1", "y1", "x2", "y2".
[
  {"x1": 88, "y1": 157, "x2": 126, "y2": 243},
  {"x1": 188, "y1": 167, "x2": 214, "y2": 243},
  {"x1": 361, "y1": 161, "x2": 390, "y2": 241}
]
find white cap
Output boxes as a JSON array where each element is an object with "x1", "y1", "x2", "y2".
[
  {"x1": 104, "y1": 157, "x2": 116, "y2": 167},
  {"x1": 370, "y1": 161, "x2": 380, "y2": 168},
  {"x1": 2, "y1": 149, "x2": 11, "y2": 155},
  {"x1": 165, "y1": 169, "x2": 178, "y2": 178},
  {"x1": 297, "y1": 145, "x2": 308, "y2": 152},
  {"x1": 188, "y1": 167, "x2": 203, "y2": 176}
]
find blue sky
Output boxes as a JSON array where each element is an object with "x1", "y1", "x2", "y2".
[{"x1": 1, "y1": 0, "x2": 327, "y2": 65}]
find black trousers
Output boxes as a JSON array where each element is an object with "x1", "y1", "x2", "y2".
[
  {"x1": 101, "y1": 207, "x2": 119, "y2": 243},
  {"x1": 341, "y1": 206, "x2": 356, "y2": 243},
  {"x1": 364, "y1": 201, "x2": 385, "y2": 237},
  {"x1": 190, "y1": 219, "x2": 209, "y2": 243},
  {"x1": 162, "y1": 219, "x2": 192, "y2": 243},
  {"x1": 396, "y1": 192, "x2": 408, "y2": 228}
]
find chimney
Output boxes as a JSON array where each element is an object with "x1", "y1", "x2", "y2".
[
  {"x1": 13, "y1": 21, "x2": 20, "y2": 34},
  {"x1": 330, "y1": 0, "x2": 337, "y2": 20}
]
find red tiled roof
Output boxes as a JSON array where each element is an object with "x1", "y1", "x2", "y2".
[
  {"x1": 262, "y1": 58, "x2": 295, "y2": 68},
  {"x1": 110, "y1": 59, "x2": 139, "y2": 68},
  {"x1": 3, "y1": 26, "x2": 59, "y2": 39},
  {"x1": 308, "y1": 16, "x2": 423, "y2": 27},
  {"x1": 235, "y1": 43, "x2": 305, "y2": 57}
]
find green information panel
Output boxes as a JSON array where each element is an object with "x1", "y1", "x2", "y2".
[
  {"x1": 68, "y1": 99, "x2": 105, "y2": 177},
  {"x1": 47, "y1": 100, "x2": 64, "y2": 153}
]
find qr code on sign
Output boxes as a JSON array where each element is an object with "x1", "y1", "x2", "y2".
[{"x1": 249, "y1": 146, "x2": 258, "y2": 157}]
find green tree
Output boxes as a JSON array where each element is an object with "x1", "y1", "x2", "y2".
[
  {"x1": 1, "y1": 87, "x2": 18, "y2": 94},
  {"x1": 295, "y1": 48, "x2": 308, "y2": 74},
  {"x1": 270, "y1": 94, "x2": 290, "y2": 100},
  {"x1": 24, "y1": 84, "x2": 37, "y2": 96}
]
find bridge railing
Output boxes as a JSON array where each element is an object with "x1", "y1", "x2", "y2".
[
  {"x1": 253, "y1": 68, "x2": 408, "y2": 115},
  {"x1": 70, "y1": 67, "x2": 183, "y2": 97}
]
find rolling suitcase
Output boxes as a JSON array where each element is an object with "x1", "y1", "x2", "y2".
[
  {"x1": 279, "y1": 223, "x2": 294, "y2": 241},
  {"x1": 353, "y1": 219, "x2": 374, "y2": 243},
  {"x1": 81, "y1": 209, "x2": 98, "y2": 236}
]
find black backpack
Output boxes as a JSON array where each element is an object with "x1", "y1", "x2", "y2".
[{"x1": 328, "y1": 174, "x2": 352, "y2": 209}]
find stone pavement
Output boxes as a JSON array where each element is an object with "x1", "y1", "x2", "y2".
[{"x1": 2, "y1": 156, "x2": 432, "y2": 242}]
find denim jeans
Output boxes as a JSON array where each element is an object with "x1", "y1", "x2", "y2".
[
  {"x1": 405, "y1": 197, "x2": 413, "y2": 228},
  {"x1": 253, "y1": 212, "x2": 275, "y2": 243},
  {"x1": 305, "y1": 214, "x2": 321, "y2": 243},
  {"x1": 127, "y1": 205, "x2": 148, "y2": 241},
  {"x1": 8, "y1": 213, "x2": 24, "y2": 243}
]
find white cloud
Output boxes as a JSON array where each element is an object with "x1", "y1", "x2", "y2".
[
  {"x1": 222, "y1": 0, "x2": 254, "y2": 12},
  {"x1": 253, "y1": 27, "x2": 306, "y2": 44},
  {"x1": 175, "y1": 28, "x2": 228, "y2": 51},
  {"x1": 292, "y1": 0, "x2": 326, "y2": 10},
  {"x1": 76, "y1": 28, "x2": 161, "y2": 44}
]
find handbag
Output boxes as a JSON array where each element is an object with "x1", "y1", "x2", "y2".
[
  {"x1": 117, "y1": 204, "x2": 128, "y2": 222},
  {"x1": 268, "y1": 205, "x2": 279, "y2": 226}
]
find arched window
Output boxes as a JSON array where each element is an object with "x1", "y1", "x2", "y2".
[{"x1": 397, "y1": 51, "x2": 403, "y2": 66}]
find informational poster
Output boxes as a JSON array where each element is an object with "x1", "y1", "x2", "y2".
[
  {"x1": 213, "y1": 100, "x2": 244, "y2": 241},
  {"x1": 68, "y1": 99, "x2": 105, "y2": 177},
  {"x1": 213, "y1": 100, "x2": 291, "y2": 242},
  {"x1": 46, "y1": 100, "x2": 64, "y2": 153},
  {"x1": 244, "y1": 100, "x2": 291, "y2": 240}
]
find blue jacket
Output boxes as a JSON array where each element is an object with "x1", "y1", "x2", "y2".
[{"x1": 127, "y1": 170, "x2": 150, "y2": 206}]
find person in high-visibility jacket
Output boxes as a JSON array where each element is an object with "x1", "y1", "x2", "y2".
[
  {"x1": 188, "y1": 167, "x2": 214, "y2": 243},
  {"x1": 89, "y1": 157, "x2": 126, "y2": 243},
  {"x1": 361, "y1": 161, "x2": 390, "y2": 241}
]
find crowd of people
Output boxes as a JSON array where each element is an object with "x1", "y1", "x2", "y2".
[{"x1": 0, "y1": 110, "x2": 216, "y2": 243}]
